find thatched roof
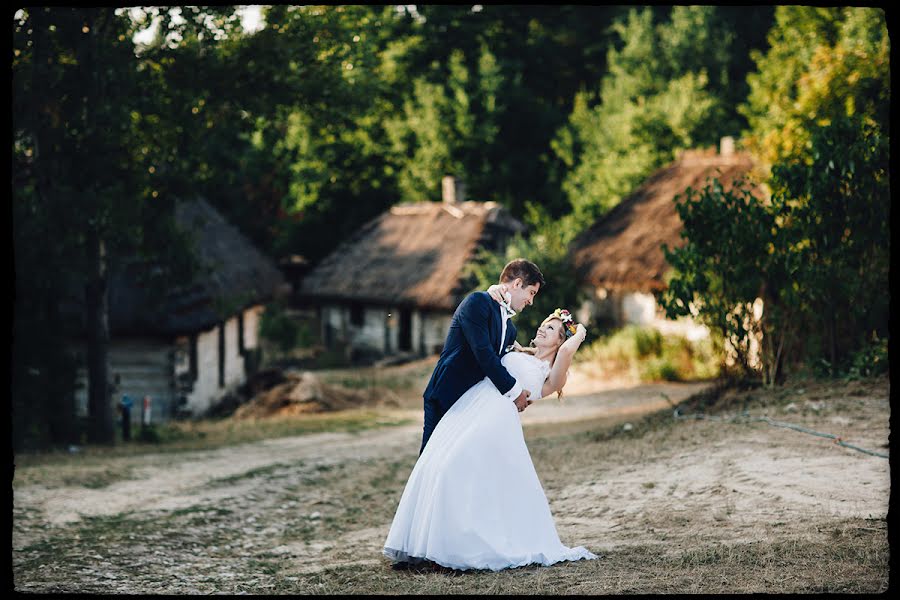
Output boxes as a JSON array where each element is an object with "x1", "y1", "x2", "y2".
[
  {"x1": 64, "y1": 198, "x2": 288, "y2": 337},
  {"x1": 570, "y1": 150, "x2": 763, "y2": 293},
  {"x1": 299, "y1": 201, "x2": 525, "y2": 311}
]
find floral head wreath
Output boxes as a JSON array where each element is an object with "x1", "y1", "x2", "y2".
[{"x1": 553, "y1": 308, "x2": 578, "y2": 339}]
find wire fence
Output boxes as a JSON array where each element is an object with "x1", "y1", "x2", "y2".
[{"x1": 670, "y1": 406, "x2": 889, "y2": 459}]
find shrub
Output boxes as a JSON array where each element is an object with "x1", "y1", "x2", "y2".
[{"x1": 576, "y1": 325, "x2": 720, "y2": 382}]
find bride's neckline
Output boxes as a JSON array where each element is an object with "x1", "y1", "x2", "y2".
[{"x1": 523, "y1": 353, "x2": 552, "y2": 368}]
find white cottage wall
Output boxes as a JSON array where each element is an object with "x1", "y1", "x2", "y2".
[
  {"x1": 421, "y1": 312, "x2": 452, "y2": 355},
  {"x1": 223, "y1": 316, "x2": 245, "y2": 389},
  {"x1": 384, "y1": 307, "x2": 399, "y2": 355},
  {"x1": 359, "y1": 307, "x2": 390, "y2": 353},
  {"x1": 621, "y1": 292, "x2": 658, "y2": 325},
  {"x1": 243, "y1": 305, "x2": 265, "y2": 350},
  {"x1": 320, "y1": 304, "x2": 451, "y2": 358},
  {"x1": 184, "y1": 325, "x2": 223, "y2": 416}
]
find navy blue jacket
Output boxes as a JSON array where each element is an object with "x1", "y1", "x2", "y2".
[{"x1": 423, "y1": 291, "x2": 518, "y2": 413}]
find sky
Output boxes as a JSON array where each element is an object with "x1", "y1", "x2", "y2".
[{"x1": 132, "y1": 5, "x2": 265, "y2": 45}]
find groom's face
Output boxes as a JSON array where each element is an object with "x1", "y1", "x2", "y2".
[{"x1": 507, "y1": 279, "x2": 540, "y2": 312}]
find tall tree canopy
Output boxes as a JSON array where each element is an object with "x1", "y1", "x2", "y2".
[
  {"x1": 552, "y1": 6, "x2": 772, "y2": 226},
  {"x1": 740, "y1": 6, "x2": 889, "y2": 167}
]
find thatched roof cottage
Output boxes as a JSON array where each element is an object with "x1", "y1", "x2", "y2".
[
  {"x1": 66, "y1": 198, "x2": 289, "y2": 422},
  {"x1": 570, "y1": 139, "x2": 765, "y2": 341},
  {"x1": 298, "y1": 177, "x2": 525, "y2": 361}
]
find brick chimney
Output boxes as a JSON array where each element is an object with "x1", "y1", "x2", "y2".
[
  {"x1": 720, "y1": 136, "x2": 735, "y2": 157},
  {"x1": 442, "y1": 175, "x2": 466, "y2": 204}
]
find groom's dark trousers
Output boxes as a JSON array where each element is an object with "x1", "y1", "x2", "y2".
[{"x1": 420, "y1": 291, "x2": 518, "y2": 455}]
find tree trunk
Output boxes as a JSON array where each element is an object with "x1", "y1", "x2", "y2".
[
  {"x1": 86, "y1": 227, "x2": 114, "y2": 444},
  {"x1": 828, "y1": 304, "x2": 837, "y2": 375}
]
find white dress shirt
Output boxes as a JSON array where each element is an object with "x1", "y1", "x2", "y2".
[{"x1": 498, "y1": 300, "x2": 523, "y2": 402}]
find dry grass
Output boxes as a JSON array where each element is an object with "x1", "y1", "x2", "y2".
[
  {"x1": 13, "y1": 374, "x2": 890, "y2": 594},
  {"x1": 14, "y1": 409, "x2": 415, "y2": 471}
]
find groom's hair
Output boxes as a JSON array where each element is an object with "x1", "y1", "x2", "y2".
[{"x1": 499, "y1": 259, "x2": 545, "y2": 288}]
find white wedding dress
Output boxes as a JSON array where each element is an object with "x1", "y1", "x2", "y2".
[{"x1": 383, "y1": 351, "x2": 599, "y2": 571}]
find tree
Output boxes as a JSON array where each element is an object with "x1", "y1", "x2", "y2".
[
  {"x1": 384, "y1": 45, "x2": 504, "y2": 204},
  {"x1": 14, "y1": 8, "x2": 157, "y2": 445},
  {"x1": 768, "y1": 116, "x2": 889, "y2": 373},
  {"x1": 738, "y1": 6, "x2": 889, "y2": 375},
  {"x1": 740, "y1": 7, "x2": 888, "y2": 167},
  {"x1": 659, "y1": 178, "x2": 794, "y2": 385},
  {"x1": 465, "y1": 204, "x2": 587, "y2": 347},
  {"x1": 552, "y1": 6, "x2": 765, "y2": 225},
  {"x1": 12, "y1": 7, "x2": 222, "y2": 447}
]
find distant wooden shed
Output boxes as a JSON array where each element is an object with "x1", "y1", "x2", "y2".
[
  {"x1": 570, "y1": 141, "x2": 765, "y2": 340},
  {"x1": 66, "y1": 198, "x2": 289, "y2": 422},
  {"x1": 298, "y1": 177, "x2": 525, "y2": 361}
]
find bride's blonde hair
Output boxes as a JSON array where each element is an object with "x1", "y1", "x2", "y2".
[{"x1": 513, "y1": 314, "x2": 567, "y2": 401}]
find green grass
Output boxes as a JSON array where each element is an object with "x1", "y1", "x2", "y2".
[{"x1": 576, "y1": 325, "x2": 721, "y2": 383}]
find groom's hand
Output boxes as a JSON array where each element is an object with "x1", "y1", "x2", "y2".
[{"x1": 514, "y1": 390, "x2": 531, "y2": 412}]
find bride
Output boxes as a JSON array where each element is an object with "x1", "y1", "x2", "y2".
[{"x1": 383, "y1": 306, "x2": 598, "y2": 572}]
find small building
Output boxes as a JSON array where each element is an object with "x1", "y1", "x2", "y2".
[
  {"x1": 298, "y1": 177, "x2": 525, "y2": 362},
  {"x1": 66, "y1": 198, "x2": 289, "y2": 422},
  {"x1": 570, "y1": 139, "x2": 765, "y2": 344}
]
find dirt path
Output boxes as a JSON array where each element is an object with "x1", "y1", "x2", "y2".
[{"x1": 12, "y1": 377, "x2": 890, "y2": 593}]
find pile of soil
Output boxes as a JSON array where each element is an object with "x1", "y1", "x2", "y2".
[{"x1": 231, "y1": 370, "x2": 401, "y2": 419}]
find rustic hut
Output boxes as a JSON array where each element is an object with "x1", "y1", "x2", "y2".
[
  {"x1": 65, "y1": 198, "x2": 289, "y2": 423},
  {"x1": 570, "y1": 139, "x2": 765, "y2": 341},
  {"x1": 298, "y1": 177, "x2": 525, "y2": 361}
]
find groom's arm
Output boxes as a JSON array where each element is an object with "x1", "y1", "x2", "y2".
[{"x1": 457, "y1": 292, "x2": 523, "y2": 401}]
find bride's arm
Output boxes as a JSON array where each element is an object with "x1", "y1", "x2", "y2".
[{"x1": 540, "y1": 324, "x2": 587, "y2": 399}]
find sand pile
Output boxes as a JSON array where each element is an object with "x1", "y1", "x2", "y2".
[{"x1": 232, "y1": 371, "x2": 400, "y2": 419}]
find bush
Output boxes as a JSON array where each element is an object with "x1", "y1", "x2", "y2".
[
  {"x1": 634, "y1": 328, "x2": 663, "y2": 357},
  {"x1": 640, "y1": 357, "x2": 681, "y2": 382},
  {"x1": 845, "y1": 333, "x2": 888, "y2": 380},
  {"x1": 576, "y1": 325, "x2": 720, "y2": 382},
  {"x1": 259, "y1": 302, "x2": 316, "y2": 354}
]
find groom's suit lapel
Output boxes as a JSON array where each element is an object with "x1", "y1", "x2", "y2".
[
  {"x1": 485, "y1": 298, "x2": 516, "y2": 355},
  {"x1": 489, "y1": 302, "x2": 502, "y2": 353}
]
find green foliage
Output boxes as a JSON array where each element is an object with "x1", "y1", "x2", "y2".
[
  {"x1": 660, "y1": 177, "x2": 784, "y2": 382},
  {"x1": 12, "y1": 7, "x2": 209, "y2": 448},
  {"x1": 137, "y1": 425, "x2": 162, "y2": 444},
  {"x1": 553, "y1": 6, "x2": 752, "y2": 223},
  {"x1": 259, "y1": 303, "x2": 314, "y2": 353},
  {"x1": 845, "y1": 333, "x2": 889, "y2": 380},
  {"x1": 660, "y1": 113, "x2": 889, "y2": 385},
  {"x1": 767, "y1": 115, "x2": 889, "y2": 373},
  {"x1": 575, "y1": 325, "x2": 721, "y2": 382},
  {"x1": 633, "y1": 328, "x2": 663, "y2": 358},
  {"x1": 16, "y1": 6, "x2": 824, "y2": 448},
  {"x1": 464, "y1": 205, "x2": 586, "y2": 347},
  {"x1": 384, "y1": 45, "x2": 505, "y2": 203},
  {"x1": 741, "y1": 7, "x2": 889, "y2": 167}
]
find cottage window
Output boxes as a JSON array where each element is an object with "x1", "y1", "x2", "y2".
[{"x1": 350, "y1": 303, "x2": 364, "y2": 327}]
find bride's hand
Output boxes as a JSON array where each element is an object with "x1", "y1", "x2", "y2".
[
  {"x1": 487, "y1": 284, "x2": 507, "y2": 304},
  {"x1": 573, "y1": 324, "x2": 587, "y2": 345}
]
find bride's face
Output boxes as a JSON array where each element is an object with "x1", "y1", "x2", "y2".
[{"x1": 533, "y1": 318, "x2": 565, "y2": 352}]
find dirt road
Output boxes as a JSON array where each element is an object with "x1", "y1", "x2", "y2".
[{"x1": 12, "y1": 376, "x2": 889, "y2": 593}]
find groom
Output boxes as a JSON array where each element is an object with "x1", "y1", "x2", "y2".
[{"x1": 419, "y1": 258, "x2": 545, "y2": 455}]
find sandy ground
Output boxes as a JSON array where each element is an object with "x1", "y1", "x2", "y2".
[
  {"x1": 12, "y1": 380, "x2": 709, "y2": 529},
  {"x1": 11, "y1": 375, "x2": 890, "y2": 593}
]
